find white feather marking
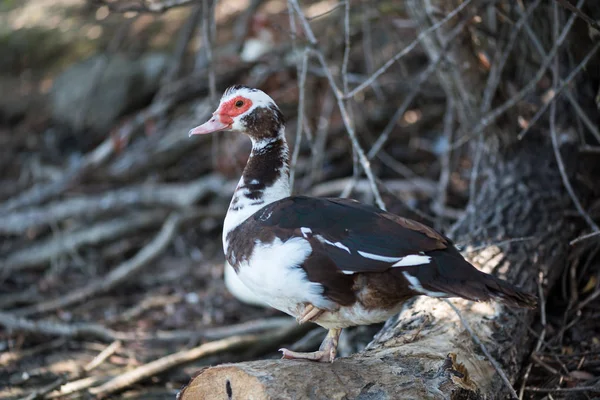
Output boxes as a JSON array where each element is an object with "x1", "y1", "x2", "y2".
[
  {"x1": 222, "y1": 149, "x2": 290, "y2": 252},
  {"x1": 357, "y1": 250, "x2": 402, "y2": 263},
  {"x1": 341, "y1": 270, "x2": 355, "y2": 275},
  {"x1": 402, "y1": 271, "x2": 448, "y2": 297},
  {"x1": 236, "y1": 237, "x2": 335, "y2": 315},
  {"x1": 300, "y1": 227, "x2": 312, "y2": 238},
  {"x1": 392, "y1": 254, "x2": 431, "y2": 267},
  {"x1": 258, "y1": 209, "x2": 272, "y2": 222},
  {"x1": 224, "y1": 261, "x2": 268, "y2": 307},
  {"x1": 315, "y1": 235, "x2": 351, "y2": 254}
]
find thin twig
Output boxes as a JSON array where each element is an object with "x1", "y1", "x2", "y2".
[
  {"x1": 201, "y1": 0, "x2": 217, "y2": 105},
  {"x1": 524, "y1": 385, "x2": 600, "y2": 393},
  {"x1": 163, "y1": 5, "x2": 202, "y2": 85},
  {"x1": 570, "y1": 230, "x2": 600, "y2": 245},
  {"x1": 548, "y1": 20, "x2": 600, "y2": 233},
  {"x1": 451, "y1": 0, "x2": 584, "y2": 149},
  {"x1": 288, "y1": 0, "x2": 318, "y2": 45},
  {"x1": 361, "y1": 6, "x2": 384, "y2": 99},
  {"x1": 515, "y1": 4, "x2": 600, "y2": 145},
  {"x1": 89, "y1": 325, "x2": 299, "y2": 397},
  {"x1": 346, "y1": 0, "x2": 473, "y2": 99},
  {"x1": 309, "y1": 90, "x2": 335, "y2": 185},
  {"x1": 467, "y1": 130, "x2": 484, "y2": 234},
  {"x1": 0, "y1": 311, "x2": 119, "y2": 342},
  {"x1": 555, "y1": 0, "x2": 600, "y2": 35},
  {"x1": 288, "y1": 11, "x2": 385, "y2": 210},
  {"x1": 0, "y1": 177, "x2": 223, "y2": 235},
  {"x1": 0, "y1": 310, "x2": 294, "y2": 343},
  {"x1": 367, "y1": 15, "x2": 470, "y2": 161},
  {"x1": 306, "y1": 1, "x2": 345, "y2": 21},
  {"x1": 518, "y1": 41, "x2": 600, "y2": 140},
  {"x1": 21, "y1": 376, "x2": 69, "y2": 400},
  {"x1": 339, "y1": 14, "x2": 469, "y2": 199},
  {"x1": 2, "y1": 210, "x2": 169, "y2": 272},
  {"x1": 444, "y1": 300, "x2": 519, "y2": 399},
  {"x1": 290, "y1": 49, "x2": 309, "y2": 191},
  {"x1": 310, "y1": 177, "x2": 436, "y2": 197},
  {"x1": 433, "y1": 97, "x2": 454, "y2": 224},
  {"x1": 341, "y1": 0, "x2": 351, "y2": 95},
  {"x1": 480, "y1": 0, "x2": 543, "y2": 114},
  {"x1": 85, "y1": 340, "x2": 122, "y2": 372},
  {"x1": 463, "y1": 236, "x2": 536, "y2": 254},
  {"x1": 519, "y1": 273, "x2": 547, "y2": 399},
  {"x1": 310, "y1": 49, "x2": 387, "y2": 209},
  {"x1": 563, "y1": 88, "x2": 600, "y2": 144},
  {"x1": 92, "y1": 0, "x2": 196, "y2": 13}
]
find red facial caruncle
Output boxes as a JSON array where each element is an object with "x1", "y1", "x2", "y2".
[
  {"x1": 188, "y1": 96, "x2": 253, "y2": 136},
  {"x1": 219, "y1": 96, "x2": 253, "y2": 119}
]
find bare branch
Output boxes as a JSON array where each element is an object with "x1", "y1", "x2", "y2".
[
  {"x1": 452, "y1": 0, "x2": 584, "y2": 148},
  {"x1": 444, "y1": 300, "x2": 519, "y2": 399},
  {"x1": 13, "y1": 213, "x2": 183, "y2": 317},
  {"x1": 310, "y1": 49, "x2": 386, "y2": 210},
  {"x1": 286, "y1": 1, "x2": 386, "y2": 209},
  {"x1": 290, "y1": 50, "x2": 309, "y2": 191},
  {"x1": 548, "y1": 4, "x2": 600, "y2": 234},
  {"x1": 555, "y1": 0, "x2": 600, "y2": 35},
  {"x1": 518, "y1": 41, "x2": 600, "y2": 140},
  {"x1": 366, "y1": 15, "x2": 469, "y2": 161},
  {"x1": 570, "y1": 230, "x2": 600, "y2": 245},
  {"x1": 162, "y1": 5, "x2": 202, "y2": 84},
  {"x1": 480, "y1": 0, "x2": 544, "y2": 113},
  {"x1": 0, "y1": 176, "x2": 225, "y2": 235},
  {"x1": 0, "y1": 311, "x2": 119, "y2": 341},
  {"x1": 90, "y1": 324, "x2": 302, "y2": 397},
  {"x1": 345, "y1": 0, "x2": 473, "y2": 99},
  {"x1": 92, "y1": 0, "x2": 198, "y2": 13},
  {"x1": 433, "y1": 97, "x2": 455, "y2": 223},
  {"x1": 200, "y1": 0, "x2": 217, "y2": 104},
  {"x1": 288, "y1": 0, "x2": 318, "y2": 45},
  {"x1": 341, "y1": 0, "x2": 351, "y2": 95},
  {"x1": 85, "y1": 341, "x2": 122, "y2": 372},
  {"x1": 2, "y1": 210, "x2": 169, "y2": 272},
  {"x1": 524, "y1": 385, "x2": 600, "y2": 394}
]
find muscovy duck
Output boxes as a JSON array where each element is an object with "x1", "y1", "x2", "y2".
[{"x1": 189, "y1": 86, "x2": 536, "y2": 362}]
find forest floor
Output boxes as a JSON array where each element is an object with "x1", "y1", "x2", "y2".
[{"x1": 1, "y1": 0, "x2": 599, "y2": 399}]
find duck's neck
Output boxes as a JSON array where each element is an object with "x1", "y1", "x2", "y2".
[{"x1": 223, "y1": 133, "x2": 291, "y2": 249}]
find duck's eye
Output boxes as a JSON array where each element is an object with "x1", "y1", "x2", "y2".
[{"x1": 235, "y1": 100, "x2": 244, "y2": 107}]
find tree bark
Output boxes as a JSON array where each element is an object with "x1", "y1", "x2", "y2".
[{"x1": 179, "y1": 1, "x2": 586, "y2": 399}]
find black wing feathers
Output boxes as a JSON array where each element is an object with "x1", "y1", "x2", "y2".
[
  {"x1": 249, "y1": 196, "x2": 536, "y2": 309},
  {"x1": 256, "y1": 196, "x2": 448, "y2": 273}
]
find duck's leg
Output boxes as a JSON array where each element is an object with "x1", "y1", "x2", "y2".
[
  {"x1": 279, "y1": 328, "x2": 342, "y2": 363},
  {"x1": 296, "y1": 303, "x2": 324, "y2": 324}
]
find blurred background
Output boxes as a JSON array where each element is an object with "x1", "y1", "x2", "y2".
[{"x1": 1, "y1": 0, "x2": 600, "y2": 398}]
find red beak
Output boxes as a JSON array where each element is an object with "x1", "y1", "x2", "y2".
[{"x1": 188, "y1": 114, "x2": 232, "y2": 136}]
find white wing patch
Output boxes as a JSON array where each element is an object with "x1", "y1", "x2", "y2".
[
  {"x1": 300, "y1": 227, "x2": 312, "y2": 238},
  {"x1": 315, "y1": 235, "x2": 351, "y2": 254},
  {"x1": 392, "y1": 254, "x2": 431, "y2": 266},
  {"x1": 402, "y1": 272, "x2": 448, "y2": 297},
  {"x1": 236, "y1": 237, "x2": 335, "y2": 314},
  {"x1": 357, "y1": 251, "x2": 402, "y2": 263}
]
